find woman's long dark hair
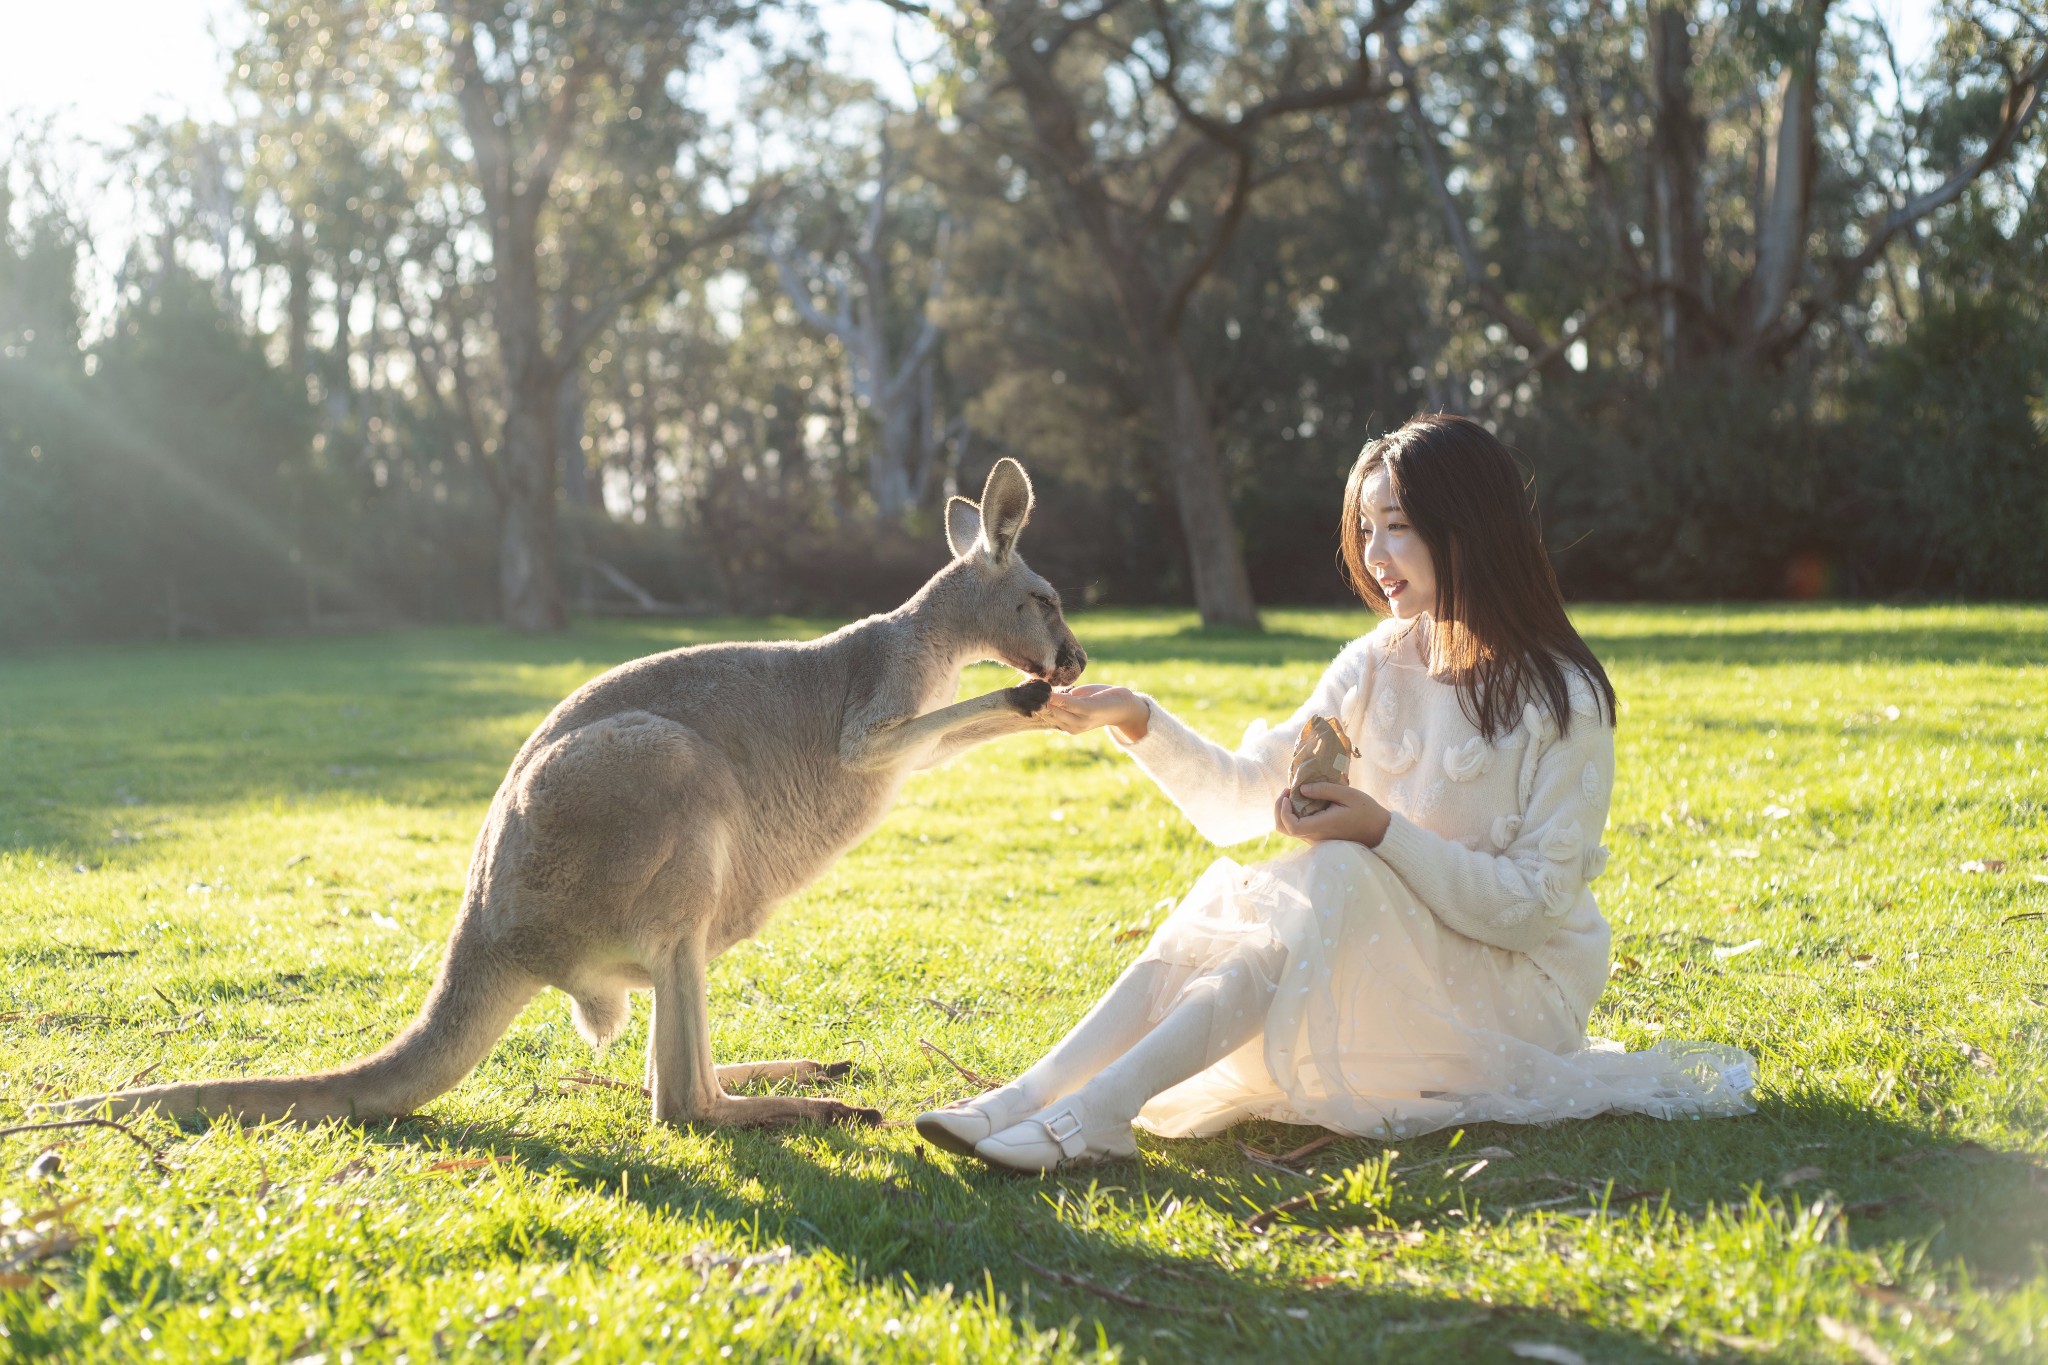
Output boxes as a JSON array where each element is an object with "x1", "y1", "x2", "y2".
[{"x1": 1338, "y1": 413, "x2": 1616, "y2": 740}]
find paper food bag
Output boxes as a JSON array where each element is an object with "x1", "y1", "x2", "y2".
[{"x1": 1287, "y1": 714, "x2": 1359, "y2": 817}]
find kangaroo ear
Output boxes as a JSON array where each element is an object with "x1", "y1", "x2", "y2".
[
  {"x1": 978, "y1": 458, "x2": 1034, "y2": 566},
  {"x1": 945, "y1": 497, "x2": 983, "y2": 559}
]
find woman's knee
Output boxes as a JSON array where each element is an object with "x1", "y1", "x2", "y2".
[{"x1": 1304, "y1": 838, "x2": 1387, "y2": 887}]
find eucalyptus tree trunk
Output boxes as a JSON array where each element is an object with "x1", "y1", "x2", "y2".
[
  {"x1": 1649, "y1": 4, "x2": 1709, "y2": 374},
  {"x1": 765, "y1": 141, "x2": 947, "y2": 525},
  {"x1": 994, "y1": 9, "x2": 1264, "y2": 628},
  {"x1": 1146, "y1": 338, "x2": 1261, "y2": 625},
  {"x1": 1750, "y1": 36, "x2": 1825, "y2": 339},
  {"x1": 492, "y1": 237, "x2": 568, "y2": 633}
]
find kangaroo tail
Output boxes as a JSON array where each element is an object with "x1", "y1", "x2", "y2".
[{"x1": 43, "y1": 924, "x2": 542, "y2": 1126}]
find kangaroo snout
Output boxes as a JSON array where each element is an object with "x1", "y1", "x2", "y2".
[{"x1": 1049, "y1": 641, "x2": 1087, "y2": 688}]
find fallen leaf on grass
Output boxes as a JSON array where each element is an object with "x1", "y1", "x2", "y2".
[
  {"x1": 1818, "y1": 1314, "x2": 1893, "y2": 1365},
  {"x1": 1854, "y1": 1282, "x2": 1955, "y2": 1326},
  {"x1": 1957, "y1": 1042, "x2": 1997, "y2": 1074},
  {"x1": 557, "y1": 1069, "x2": 649, "y2": 1098},
  {"x1": 1381, "y1": 1309, "x2": 1493, "y2": 1335},
  {"x1": 1703, "y1": 1329, "x2": 1769, "y2": 1351},
  {"x1": 1609, "y1": 954, "x2": 1643, "y2": 977},
  {"x1": 0, "y1": 1208, "x2": 80, "y2": 1278},
  {"x1": 1240, "y1": 1133, "x2": 1338, "y2": 1168},
  {"x1": 1958, "y1": 859, "x2": 2006, "y2": 874},
  {"x1": 1509, "y1": 1344, "x2": 1589, "y2": 1365},
  {"x1": 1110, "y1": 925, "x2": 1152, "y2": 944},
  {"x1": 681, "y1": 1244, "x2": 794, "y2": 1284},
  {"x1": 1360, "y1": 1226, "x2": 1427, "y2": 1246},
  {"x1": 324, "y1": 1157, "x2": 373, "y2": 1186},
  {"x1": 1712, "y1": 939, "x2": 1764, "y2": 961},
  {"x1": 1777, "y1": 1166, "x2": 1824, "y2": 1187},
  {"x1": 2003, "y1": 912, "x2": 2044, "y2": 925},
  {"x1": 425, "y1": 1156, "x2": 510, "y2": 1174},
  {"x1": 1298, "y1": 1274, "x2": 1342, "y2": 1289}
]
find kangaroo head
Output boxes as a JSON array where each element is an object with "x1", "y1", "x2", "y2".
[{"x1": 941, "y1": 458, "x2": 1087, "y2": 687}]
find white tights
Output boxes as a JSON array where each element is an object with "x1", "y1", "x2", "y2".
[{"x1": 1001, "y1": 950, "x2": 1280, "y2": 1136}]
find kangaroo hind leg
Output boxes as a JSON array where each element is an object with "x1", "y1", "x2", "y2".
[{"x1": 646, "y1": 939, "x2": 877, "y2": 1129}]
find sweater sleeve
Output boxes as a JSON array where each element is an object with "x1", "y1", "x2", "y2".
[
  {"x1": 1113, "y1": 636, "x2": 1378, "y2": 847},
  {"x1": 1372, "y1": 693, "x2": 1616, "y2": 955}
]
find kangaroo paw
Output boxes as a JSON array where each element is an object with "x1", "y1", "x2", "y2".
[
  {"x1": 818, "y1": 1101, "x2": 884, "y2": 1128},
  {"x1": 1006, "y1": 679, "x2": 1053, "y2": 715},
  {"x1": 700, "y1": 1095, "x2": 883, "y2": 1129}
]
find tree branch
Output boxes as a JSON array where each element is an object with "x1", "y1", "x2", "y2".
[
  {"x1": 1388, "y1": 42, "x2": 1552, "y2": 356},
  {"x1": 1161, "y1": 144, "x2": 1253, "y2": 337},
  {"x1": 764, "y1": 239, "x2": 851, "y2": 339},
  {"x1": 520, "y1": 57, "x2": 596, "y2": 210},
  {"x1": 446, "y1": 28, "x2": 511, "y2": 225},
  {"x1": 556, "y1": 184, "x2": 779, "y2": 372},
  {"x1": 1761, "y1": 44, "x2": 2048, "y2": 359}
]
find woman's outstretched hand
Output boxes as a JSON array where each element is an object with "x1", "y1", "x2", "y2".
[
  {"x1": 1275, "y1": 782, "x2": 1393, "y2": 848},
  {"x1": 1039, "y1": 684, "x2": 1150, "y2": 743}
]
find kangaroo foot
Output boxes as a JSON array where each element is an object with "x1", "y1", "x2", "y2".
[
  {"x1": 1006, "y1": 679, "x2": 1052, "y2": 714},
  {"x1": 677, "y1": 1094, "x2": 881, "y2": 1129},
  {"x1": 715, "y1": 1058, "x2": 855, "y2": 1088}
]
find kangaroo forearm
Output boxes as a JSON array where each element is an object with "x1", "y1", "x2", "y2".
[
  {"x1": 916, "y1": 711, "x2": 1043, "y2": 769},
  {"x1": 841, "y1": 683, "x2": 1050, "y2": 771}
]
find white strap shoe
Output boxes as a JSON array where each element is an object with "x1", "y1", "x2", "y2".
[
  {"x1": 973, "y1": 1098, "x2": 1137, "y2": 1173},
  {"x1": 913, "y1": 1086, "x2": 1035, "y2": 1157}
]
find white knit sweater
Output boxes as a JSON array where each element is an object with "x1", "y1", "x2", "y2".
[{"x1": 1115, "y1": 617, "x2": 1615, "y2": 1019}]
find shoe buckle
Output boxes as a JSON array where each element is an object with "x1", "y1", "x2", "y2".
[{"x1": 1043, "y1": 1108, "x2": 1084, "y2": 1147}]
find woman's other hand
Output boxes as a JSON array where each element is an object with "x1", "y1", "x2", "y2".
[
  {"x1": 1040, "y1": 684, "x2": 1150, "y2": 742},
  {"x1": 1274, "y1": 782, "x2": 1392, "y2": 847}
]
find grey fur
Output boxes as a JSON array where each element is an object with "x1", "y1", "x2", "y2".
[{"x1": 47, "y1": 459, "x2": 1084, "y2": 1130}]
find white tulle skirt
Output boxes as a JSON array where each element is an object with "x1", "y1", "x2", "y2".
[{"x1": 1132, "y1": 842, "x2": 1756, "y2": 1140}]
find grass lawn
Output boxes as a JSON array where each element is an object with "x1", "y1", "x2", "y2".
[{"x1": 1, "y1": 604, "x2": 2044, "y2": 1363}]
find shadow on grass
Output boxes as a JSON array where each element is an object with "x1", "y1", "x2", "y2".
[
  {"x1": 361, "y1": 1105, "x2": 1696, "y2": 1363},
  {"x1": 331, "y1": 1083, "x2": 2045, "y2": 1362}
]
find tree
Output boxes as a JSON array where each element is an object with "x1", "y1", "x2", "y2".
[
  {"x1": 235, "y1": 0, "x2": 772, "y2": 631},
  {"x1": 762, "y1": 111, "x2": 958, "y2": 523},
  {"x1": 905, "y1": 0, "x2": 1415, "y2": 627},
  {"x1": 1389, "y1": 0, "x2": 2047, "y2": 387}
]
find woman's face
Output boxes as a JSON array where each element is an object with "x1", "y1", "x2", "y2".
[{"x1": 1359, "y1": 466, "x2": 1437, "y2": 620}]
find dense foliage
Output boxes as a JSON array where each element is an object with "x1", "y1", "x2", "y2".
[{"x1": 2, "y1": 0, "x2": 2044, "y2": 646}]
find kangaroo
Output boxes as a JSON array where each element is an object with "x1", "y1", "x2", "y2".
[{"x1": 50, "y1": 459, "x2": 1084, "y2": 1130}]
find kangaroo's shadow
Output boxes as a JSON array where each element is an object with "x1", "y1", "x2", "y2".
[{"x1": 345, "y1": 1082, "x2": 2046, "y2": 1362}]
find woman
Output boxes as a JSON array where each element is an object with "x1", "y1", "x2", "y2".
[{"x1": 916, "y1": 414, "x2": 1755, "y2": 1172}]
